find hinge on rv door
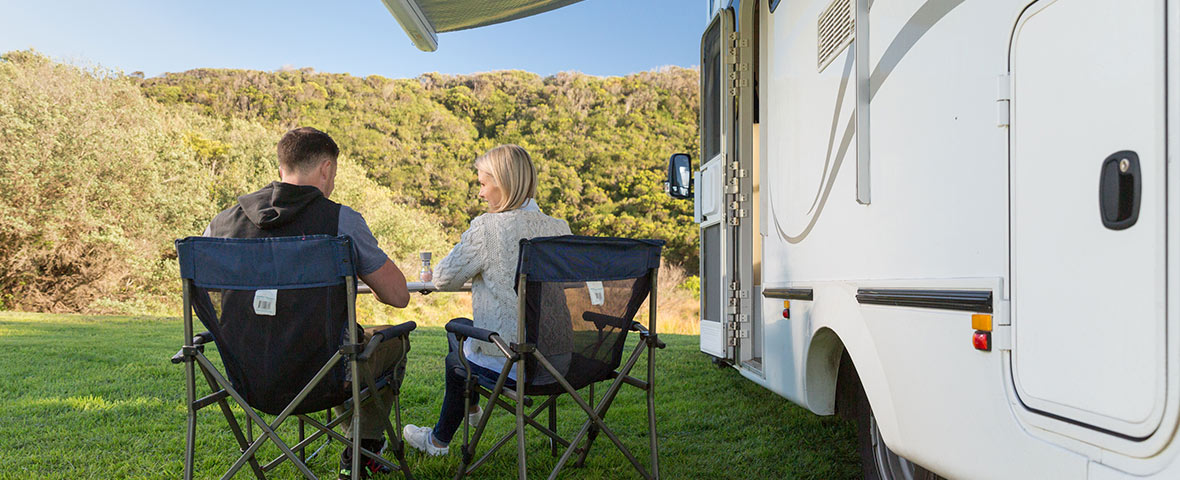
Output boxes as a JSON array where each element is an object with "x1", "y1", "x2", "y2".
[
  {"x1": 996, "y1": 73, "x2": 1011, "y2": 128},
  {"x1": 992, "y1": 325, "x2": 1012, "y2": 351}
]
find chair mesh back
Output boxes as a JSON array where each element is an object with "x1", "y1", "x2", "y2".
[
  {"x1": 516, "y1": 236, "x2": 664, "y2": 391},
  {"x1": 177, "y1": 235, "x2": 357, "y2": 415}
]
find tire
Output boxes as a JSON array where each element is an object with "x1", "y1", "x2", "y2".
[{"x1": 838, "y1": 353, "x2": 944, "y2": 480}]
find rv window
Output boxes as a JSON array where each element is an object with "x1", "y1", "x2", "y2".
[
  {"x1": 703, "y1": 224, "x2": 722, "y2": 322},
  {"x1": 702, "y1": 19, "x2": 722, "y2": 161}
]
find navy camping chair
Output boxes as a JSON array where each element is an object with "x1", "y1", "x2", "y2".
[
  {"x1": 447, "y1": 235, "x2": 666, "y2": 480},
  {"x1": 172, "y1": 235, "x2": 415, "y2": 480}
]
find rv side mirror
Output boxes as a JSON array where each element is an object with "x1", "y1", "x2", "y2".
[{"x1": 665, "y1": 153, "x2": 693, "y2": 199}]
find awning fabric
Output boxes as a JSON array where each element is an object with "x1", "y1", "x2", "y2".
[
  {"x1": 383, "y1": 0, "x2": 584, "y2": 51},
  {"x1": 423, "y1": 0, "x2": 584, "y2": 32}
]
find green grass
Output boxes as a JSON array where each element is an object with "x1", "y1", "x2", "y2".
[{"x1": 0, "y1": 312, "x2": 860, "y2": 479}]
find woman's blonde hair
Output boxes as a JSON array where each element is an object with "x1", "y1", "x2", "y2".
[{"x1": 475, "y1": 144, "x2": 537, "y2": 213}]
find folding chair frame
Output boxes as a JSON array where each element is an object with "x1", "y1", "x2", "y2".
[
  {"x1": 175, "y1": 276, "x2": 415, "y2": 480},
  {"x1": 450, "y1": 268, "x2": 666, "y2": 480}
]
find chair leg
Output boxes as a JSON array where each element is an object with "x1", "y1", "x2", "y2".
[
  {"x1": 456, "y1": 361, "x2": 517, "y2": 480},
  {"x1": 573, "y1": 418, "x2": 601, "y2": 467},
  {"x1": 515, "y1": 367, "x2": 527, "y2": 480},
  {"x1": 192, "y1": 355, "x2": 315, "y2": 480},
  {"x1": 548, "y1": 397, "x2": 558, "y2": 458},
  {"x1": 647, "y1": 343, "x2": 660, "y2": 480},
  {"x1": 199, "y1": 366, "x2": 265, "y2": 480},
  {"x1": 351, "y1": 362, "x2": 362, "y2": 480},
  {"x1": 298, "y1": 417, "x2": 306, "y2": 464},
  {"x1": 535, "y1": 348, "x2": 651, "y2": 480},
  {"x1": 184, "y1": 359, "x2": 197, "y2": 480},
  {"x1": 392, "y1": 393, "x2": 414, "y2": 480},
  {"x1": 360, "y1": 366, "x2": 414, "y2": 479}
]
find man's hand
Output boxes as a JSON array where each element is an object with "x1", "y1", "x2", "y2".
[{"x1": 360, "y1": 259, "x2": 410, "y2": 308}]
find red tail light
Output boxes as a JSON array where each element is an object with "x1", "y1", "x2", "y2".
[{"x1": 972, "y1": 331, "x2": 991, "y2": 351}]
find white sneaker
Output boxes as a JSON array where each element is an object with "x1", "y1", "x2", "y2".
[
  {"x1": 403, "y1": 424, "x2": 448, "y2": 456},
  {"x1": 467, "y1": 405, "x2": 484, "y2": 426}
]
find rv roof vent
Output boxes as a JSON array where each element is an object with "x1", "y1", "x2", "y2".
[{"x1": 817, "y1": 0, "x2": 854, "y2": 72}]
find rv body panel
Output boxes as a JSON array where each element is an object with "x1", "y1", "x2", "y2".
[{"x1": 746, "y1": 0, "x2": 1179, "y2": 477}]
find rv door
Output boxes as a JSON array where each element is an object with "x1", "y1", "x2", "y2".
[
  {"x1": 698, "y1": 8, "x2": 735, "y2": 360},
  {"x1": 1010, "y1": 0, "x2": 1170, "y2": 440}
]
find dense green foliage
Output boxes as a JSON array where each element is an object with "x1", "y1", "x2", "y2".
[
  {"x1": 141, "y1": 66, "x2": 701, "y2": 266},
  {"x1": 0, "y1": 312, "x2": 861, "y2": 479},
  {"x1": 0, "y1": 51, "x2": 700, "y2": 315},
  {"x1": 0, "y1": 52, "x2": 448, "y2": 313}
]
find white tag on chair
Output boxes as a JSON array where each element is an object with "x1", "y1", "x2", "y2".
[
  {"x1": 586, "y1": 281, "x2": 605, "y2": 306},
  {"x1": 253, "y1": 289, "x2": 278, "y2": 316}
]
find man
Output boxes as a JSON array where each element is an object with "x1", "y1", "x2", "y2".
[{"x1": 204, "y1": 127, "x2": 410, "y2": 479}]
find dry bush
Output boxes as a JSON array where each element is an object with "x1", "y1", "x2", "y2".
[
  {"x1": 0, "y1": 51, "x2": 210, "y2": 312},
  {"x1": 644, "y1": 261, "x2": 700, "y2": 335}
]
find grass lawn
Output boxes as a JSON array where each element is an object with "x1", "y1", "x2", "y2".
[{"x1": 0, "y1": 312, "x2": 860, "y2": 479}]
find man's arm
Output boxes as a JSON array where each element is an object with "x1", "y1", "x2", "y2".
[
  {"x1": 361, "y1": 259, "x2": 410, "y2": 308},
  {"x1": 339, "y1": 206, "x2": 409, "y2": 308}
]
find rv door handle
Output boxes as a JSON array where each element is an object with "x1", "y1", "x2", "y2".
[{"x1": 1098, "y1": 150, "x2": 1141, "y2": 230}]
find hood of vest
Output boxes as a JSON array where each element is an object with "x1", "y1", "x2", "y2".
[{"x1": 237, "y1": 182, "x2": 326, "y2": 230}]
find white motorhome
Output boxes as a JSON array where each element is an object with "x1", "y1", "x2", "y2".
[{"x1": 388, "y1": 0, "x2": 1178, "y2": 478}]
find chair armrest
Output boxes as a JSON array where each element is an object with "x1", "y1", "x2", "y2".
[
  {"x1": 170, "y1": 332, "x2": 214, "y2": 364},
  {"x1": 359, "y1": 322, "x2": 416, "y2": 361},
  {"x1": 373, "y1": 322, "x2": 417, "y2": 341},
  {"x1": 194, "y1": 331, "x2": 214, "y2": 345},
  {"x1": 630, "y1": 322, "x2": 666, "y2": 349},
  {"x1": 583, "y1": 311, "x2": 629, "y2": 329},
  {"x1": 445, "y1": 317, "x2": 498, "y2": 343}
]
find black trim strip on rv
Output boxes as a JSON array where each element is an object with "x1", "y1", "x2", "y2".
[
  {"x1": 855, "y1": 289, "x2": 993, "y2": 313},
  {"x1": 762, "y1": 288, "x2": 814, "y2": 301}
]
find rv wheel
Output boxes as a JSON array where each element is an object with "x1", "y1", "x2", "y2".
[{"x1": 840, "y1": 354, "x2": 943, "y2": 480}]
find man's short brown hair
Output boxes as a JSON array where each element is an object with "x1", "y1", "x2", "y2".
[{"x1": 277, "y1": 127, "x2": 339, "y2": 172}]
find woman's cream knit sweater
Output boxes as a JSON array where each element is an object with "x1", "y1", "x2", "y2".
[{"x1": 433, "y1": 201, "x2": 570, "y2": 356}]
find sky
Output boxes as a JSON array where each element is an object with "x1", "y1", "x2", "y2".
[{"x1": 0, "y1": 0, "x2": 707, "y2": 79}]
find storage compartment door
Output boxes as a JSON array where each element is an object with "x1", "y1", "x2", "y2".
[{"x1": 1010, "y1": 0, "x2": 1168, "y2": 438}]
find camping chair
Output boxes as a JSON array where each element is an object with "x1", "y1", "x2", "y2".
[
  {"x1": 447, "y1": 235, "x2": 666, "y2": 480},
  {"x1": 172, "y1": 235, "x2": 415, "y2": 480}
]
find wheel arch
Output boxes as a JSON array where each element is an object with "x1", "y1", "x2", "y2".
[{"x1": 803, "y1": 325, "x2": 899, "y2": 436}]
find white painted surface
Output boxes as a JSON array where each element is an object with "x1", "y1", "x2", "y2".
[
  {"x1": 699, "y1": 154, "x2": 726, "y2": 358},
  {"x1": 699, "y1": 319, "x2": 725, "y2": 357},
  {"x1": 1009, "y1": 0, "x2": 1168, "y2": 438},
  {"x1": 748, "y1": 0, "x2": 1176, "y2": 476},
  {"x1": 699, "y1": 156, "x2": 723, "y2": 220}
]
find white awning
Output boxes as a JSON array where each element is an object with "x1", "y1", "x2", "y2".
[{"x1": 381, "y1": 0, "x2": 585, "y2": 52}]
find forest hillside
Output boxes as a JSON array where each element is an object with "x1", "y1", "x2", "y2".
[
  {"x1": 140, "y1": 65, "x2": 701, "y2": 265},
  {"x1": 0, "y1": 51, "x2": 701, "y2": 331}
]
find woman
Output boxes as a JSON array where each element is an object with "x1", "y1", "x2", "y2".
[{"x1": 403, "y1": 144, "x2": 570, "y2": 455}]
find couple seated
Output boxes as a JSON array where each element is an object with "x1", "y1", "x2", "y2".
[{"x1": 182, "y1": 127, "x2": 660, "y2": 480}]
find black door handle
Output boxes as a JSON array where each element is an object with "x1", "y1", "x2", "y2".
[{"x1": 1098, "y1": 150, "x2": 1141, "y2": 230}]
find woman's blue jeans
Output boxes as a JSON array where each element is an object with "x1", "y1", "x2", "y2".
[{"x1": 433, "y1": 332, "x2": 516, "y2": 444}]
